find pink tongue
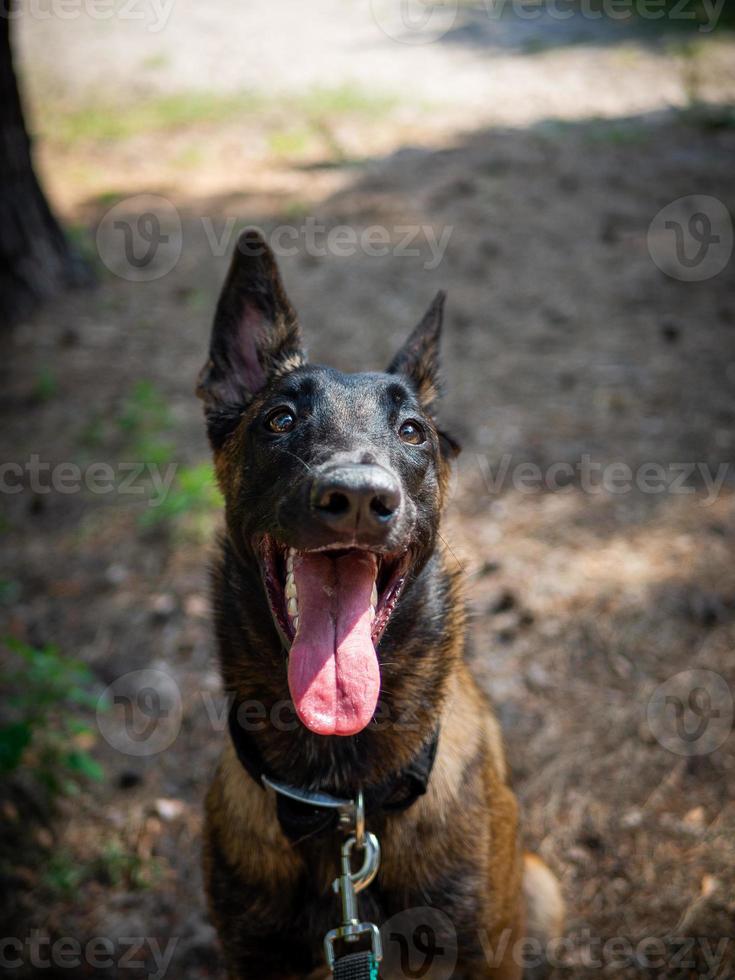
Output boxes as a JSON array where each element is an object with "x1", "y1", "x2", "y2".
[{"x1": 287, "y1": 551, "x2": 380, "y2": 736}]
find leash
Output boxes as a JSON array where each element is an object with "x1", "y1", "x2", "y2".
[
  {"x1": 227, "y1": 701, "x2": 440, "y2": 978},
  {"x1": 332, "y1": 951, "x2": 379, "y2": 979},
  {"x1": 323, "y1": 791, "x2": 382, "y2": 979}
]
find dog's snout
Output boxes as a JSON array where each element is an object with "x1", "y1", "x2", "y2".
[{"x1": 311, "y1": 464, "x2": 401, "y2": 536}]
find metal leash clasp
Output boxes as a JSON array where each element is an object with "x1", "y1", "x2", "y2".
[{"x1": 323, "y1": 792, "x2": 382, "y2": 970}]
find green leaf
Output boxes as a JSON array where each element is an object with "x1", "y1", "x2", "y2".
[
  {"x1": 64, "y1": 750, "x2": 104, "y2": 782},
  {"x1": 0, "y1": 722, "x2": 32, "y2": 772}
]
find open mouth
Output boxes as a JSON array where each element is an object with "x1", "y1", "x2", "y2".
[{"x1": 258, "y1": 535, "x2": 410, "y2": 737}]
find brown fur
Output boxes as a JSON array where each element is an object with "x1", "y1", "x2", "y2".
[{"x1": 203, "y1": 549, "x2": 563, "y2": 978}]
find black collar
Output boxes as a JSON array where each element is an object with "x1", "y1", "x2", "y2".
[{"x1": 227, "y1": 700, "x2": 439, "y2": 843}]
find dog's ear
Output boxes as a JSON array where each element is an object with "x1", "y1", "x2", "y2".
[
  {"x1": 197, "y1": 229, "x2": 305, "y2": 416},
  {"x1": 387, "y1": 291, "x2": 460, "y2": 460},
  {"x1": 387, "y1": 290, "x2": 445, "y2": 413}
]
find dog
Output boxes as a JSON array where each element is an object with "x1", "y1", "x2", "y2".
[{"x1": 197, "y1": 229, "x2": 564, "y2": 979}]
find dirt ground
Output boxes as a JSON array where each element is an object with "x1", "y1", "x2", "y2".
[{"x1": 2, "y1": 4, "x2": 735, "y2": 978}]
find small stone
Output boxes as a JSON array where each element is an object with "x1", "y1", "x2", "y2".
[
  {"x1": 683, "y1": 806, "x2": 706, "y2": 828},
  {"x1": 621, "y1": 808, "x2": 643, "y2": 829},
  {"x1": 701, "y1": 874, "x2": 719, "y2": 897},
  {"x1": 105, "y1": 563, "x2": 128, "y2": 586},
  {"x1": 185, "y1": 594, "x2": 208, "y2": 617},
  {"x1": 153, "y1": 798, "x2": 185, "y2": 822},
  {"x1": 151, "y1": 593, "x2": 176, "y2": 620}
]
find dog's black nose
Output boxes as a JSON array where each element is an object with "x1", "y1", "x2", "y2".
[{"x1": 311, "y1": 464, "x2": 401, "y2": 536}]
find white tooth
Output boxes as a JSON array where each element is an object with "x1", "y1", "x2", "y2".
[
  {"x1": 285, "y1": 573, "x2": 296, "y2": 599},
  {"x1": 371, "y1": 582, "x2": 378, "y2": 608},
  {"x1": 286, "y1": 552, "x2": 294, "y2": 574},
  {"x1": 293, "y1": 615, "x2": 299, "y2": 632},
  {"x1": 370, "y1": 607, "x2": 375, "y2": 623},
  {"x1": 287, "y1": 597, "x2": 298, "y2": 617}
]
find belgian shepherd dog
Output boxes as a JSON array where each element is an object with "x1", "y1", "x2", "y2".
[{"x1": 197, "y1": 229, "x2": 564, "y2": 979}]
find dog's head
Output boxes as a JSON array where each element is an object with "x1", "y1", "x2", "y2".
[{"x1": 198, "y1": 230, "x2": 459, "y2": 739}]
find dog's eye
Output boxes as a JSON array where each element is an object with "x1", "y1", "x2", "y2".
[
  {"x1": 398, "y1": 419, "x2": 425, "y2": 445},
  {"x1": 266, "y1": 407, "x2": 296, "y2": 434}
]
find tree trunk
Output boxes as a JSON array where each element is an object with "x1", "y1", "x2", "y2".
[{"x1": 0, "y1": 0, "x2": 91, "y2": 326}]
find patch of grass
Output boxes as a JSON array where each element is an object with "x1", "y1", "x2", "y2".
[
  {"x1": 79, "y1": 416, "x2": 106, "y2": 449},
  {"x1": 92, "y1": 189, "x2": 128, "y2": 208},
  {"x1": 173, "y1": 144, "x2": 205, "y2": 168},
  {"x1": 0, "y1": 580, "x2": 20, "y2": 604},
  {"x1": 141, "y1": 51, "x2": 170, "y2": 71},
  {"x1": 118, "y1": 380, "x2": 174, "y2": 465},
  {"x1": 43, "y1": 90, "x2": 265, "y2": 144},
  {"x1": 297, "y1": 84, "x2": 397, "y2": 117},
  {"x1": 577, "y1": 119, "x2": 650, "y2": 145},
  {"x1": 43, "y1": 842, "x2": 162, "y2": 898},
  {"x1": 268, "y1": 127, "x2": 315, "y2": 157},
  {"x1": 33, "y1": 367, "x2": 58, "y2": 402},
  {"x1": 43, "y1": 851, "x2": 85, "y2": 897},
  {"x1": 38, "y1": 83, "x2": 398, "y2": 149},
  {"x1": 94, "y1": 840, "x2": 162, "y2": 890},
  {"x1": 140, "y1": 461, "x2": 222, "y2": 529},
  {"x1": 281, "y1": 199, "x2": 312, "y2": 221},
  {"x1": 65, "y1": 223, "x2": 99, "y2": 268},
  {"x1": 0, "y1": 638, "x2": 103, "y2": 798},
  {"x1": 179, "y1": 287, "x2": 212, "y2": 311}
]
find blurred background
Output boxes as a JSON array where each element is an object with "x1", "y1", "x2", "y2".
[{"x1": 1, "y1": 1, "x2": 735, "y2": 976}]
